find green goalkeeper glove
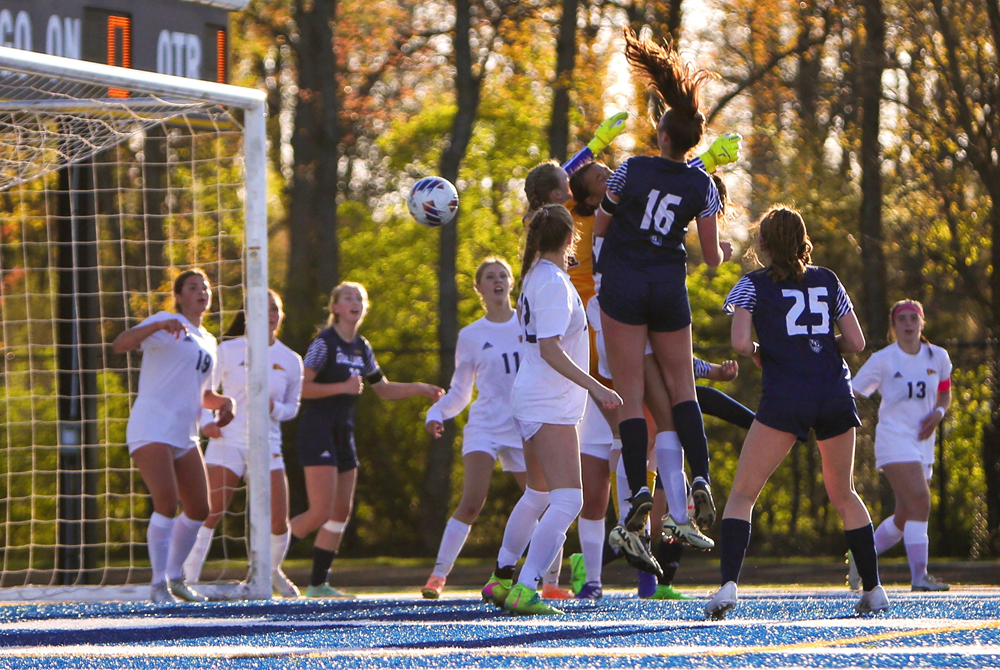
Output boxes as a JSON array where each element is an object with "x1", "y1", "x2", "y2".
[
  {"x1": 699, "y1": 132, "x2": 743, "y2": 173},
  {"x1": 586, "y1": 112, "x2": 629, "y2": 155}
]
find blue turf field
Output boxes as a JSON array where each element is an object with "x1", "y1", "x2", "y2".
[{"x1": 1, "y1": 589, "x2": 999, "y2": 668}]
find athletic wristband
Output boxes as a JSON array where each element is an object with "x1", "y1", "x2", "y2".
[
  {"x1": 934, "y1": 406, "x2": 945, "y2": 418},
  {"x1": 599, "y1": 193, "x2": 617, "y2": 216}
]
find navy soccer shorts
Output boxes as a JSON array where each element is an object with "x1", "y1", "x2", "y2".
[
  {"x1": 754, "y1": 394, "x2": 861, "y2": 443},
  {"x1": 598, "y1": 268, "x2": 691, "y2": 333},
  {"x1": 296, "y1": 412, "x2": 359, "y2": 471}
]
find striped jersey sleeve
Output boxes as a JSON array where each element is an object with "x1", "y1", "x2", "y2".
[
  {"x1": 832, "y1": 279, "x2": 854, "y2": 321},
  {"x1": 693, "y1": 357, "x2": 712, "y2": 380},
  {"x1": 605, "y1": 160, "x2": 629, "y2": 197},
  {"x1": 724, "y1": 275, "x2": 756, "y2": 314},
  {"x1": 699, "y1": 177, "x2": 722, "y2": 218},
  {"x1": 303, "y1": 338, "x2": 327, "y2": 371}
]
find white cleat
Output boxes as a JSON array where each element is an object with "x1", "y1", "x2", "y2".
[
  {"x1": 150, "y1": 581, "x2": 180, "y2": 603},
  {"x1": 912, "y1": 574, "x2": 950, "y2": 592},
  {"x1": 705, "y1": 581, "x2": 738, "y2": 620},
  {"x1": 272, "y1": 568, "x2": 301, "y2": 598},
  {"x1": 168, "y1": 579, "x2": 209, "y2": 603},
  {"x1": 855, "y1": 584, "x2": 890, "y2": 615},
  {"x1": 608, "y1": 525, "x2": 662, "y2": 577},
  {"x1": 662, "y1": 515, "x2": 715, "y2": 550}
]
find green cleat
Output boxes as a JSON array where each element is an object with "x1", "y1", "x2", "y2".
[
  {"x1": 568, "y1": 553, "x2": 587, "y2": 596},
  {"x1": 305, "y1": 583, "x2": 355, "y2": 599},
  {"x1": 650, "y1": 584, "x2": 693, "y2": 600},
  {"x1": 503, "y1": 583, "x2": 564, "y2": 616},
  {"x1": 481, "y1": 572, "x2": 513, "y2": 608}
]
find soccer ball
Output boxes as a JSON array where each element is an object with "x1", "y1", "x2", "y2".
[{"x1": 407, "y1": 176, "x2": 459, "y2": 227}]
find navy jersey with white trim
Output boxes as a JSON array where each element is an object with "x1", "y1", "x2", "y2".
[
  {"x1": 724, "y1": 266, "x2": 854, "y2": 400},
  {"x1": 300, "y1": 327, "x2": 383, "y2": 426},
  {"x1": 596, "y1": 156, "x2": 720, "y2": 281}
]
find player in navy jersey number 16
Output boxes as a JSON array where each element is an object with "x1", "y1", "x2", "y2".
[
  {"x1": 291, "y1": 282, "x2": 444, "y2": 598},
  {"x1": 112, "y1": 269, "x2": 237, "y2": 604},
  {"x1": 708, "y1": 206, "x2": 887, "y2": 619},
  {"x1": 593, "y1": 30, "x2": 731, "y2": 558},
  {"x1": 850, "y1": 299, "x2": 952, "y2": 592}
]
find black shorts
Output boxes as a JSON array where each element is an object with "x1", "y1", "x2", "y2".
[
  {"x1": 296, "y1": 412, "x2": 359, "y2": 471},
  {"x1": 598, "y1": 269, "x2": 691, "y2": 333},
  {"x1": 755, "y1": 394, "x2": 861, "y2": 443}
]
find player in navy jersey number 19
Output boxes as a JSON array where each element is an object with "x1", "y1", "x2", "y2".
[
  {"x1": 421, "y1": 258, "x2": 528, "y2": 599},
  {"x1": 481, "y1": 205, "x2": 622, "y2": 616},
  {"x1": 593, "y1": 30, "x2": 731, "y2": 560},
  {"x1": 708, "y1": 206, "x2": 888, "y2": 619},
  {"x1": 112, "y1": 269, "x2": 237, "y2": 604},
  {"x1": 851, "y1": 300, "x2": 952, "y2": 592},
  {"x1": 291, "y1": 282, "x2": 444, "y2": 598}
]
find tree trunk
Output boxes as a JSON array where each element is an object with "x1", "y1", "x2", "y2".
[
  {"x1": 858, "y1": 0, "x2": 888, "y2": 344},
  {"x1": 548, "y1": 0, "x2": 578, "y2": 162},
  {"x1": 419, "y1": 0, "x2": 485, "y2": 553},
  {"x1": 285, "y1": 0, "x2": 342, "y2": 355}
]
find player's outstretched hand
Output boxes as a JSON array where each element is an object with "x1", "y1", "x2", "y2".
[
  {"x1": 721, "y1": 241, "x2": 733, "y2": 262},
  {"x1": 587, "y1": 112, "x2": 628, "y2": 155},
  {"x1": 203, "y1": 422, "x2": 222, "y2": 439},
  {"x1": 216, "y1": 397, "x2": 236, "y2": 427},
  {"x1": 719, "y1": 359, "x2": 739, "y2": 381},
  {"x1": 700, "y1": 133, "x2": 742, "y2": 174},
  {"x1": 159, "y1": 318, "x2": 189, "y2": 339},
  {"x1": 426, "y1": 420, "x2": 444, "y2": 439},
  {"x1": 591, "y1": 384, "x2": 623, "y2": 411},
  {"x1": 420, "y1": 384, "x2": 445, "y2": 401}
]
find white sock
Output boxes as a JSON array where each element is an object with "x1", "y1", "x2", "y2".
[
  {"x1": 577, "y1": 517, "x2": 605, "y2": 584},
  {"x1": 903, "y1": 520, "x2": 930, "y2": 583},
  {"x1": 655, "y1": 431, "x2": 688, "y2": 523},
  {"x1": 517, "y1": 488, "x2": 583, "y2": 590},
  {"x1": 874, "y1": 515, "x2": 904, "y2": 555},
  {"x1": 433, "y1": 518, "x2": 471, "y2": 578},
  {"x1": 497, "y1": 488, "x2": 550, "y2": 568},
  {"x1": 542, "y1": 546, "x2": 563, "y2": 586},
  {"x1": 148, "y1": 513, "x2": 175, "y2": 586},
  {"x1": 166, "y1": 513, "x2": 205, "y2": 582},
  {"x1": 182, "y1": 525, "x2": 215, "y2": 582},
  {"x1": 271, "y1": 529, "x2": 291, "y2": 572},
  {"x1": 615, "y1": 458, "x2": 630, "y2": 526}
]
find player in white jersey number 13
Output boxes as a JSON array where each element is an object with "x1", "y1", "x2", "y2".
[{"x1": 112, "y1": 269, "x2": 237, "y2": 604}]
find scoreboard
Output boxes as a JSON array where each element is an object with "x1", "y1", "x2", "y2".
[{"x1": 0, "y1": 0, "x2": 248, "y2": 84}]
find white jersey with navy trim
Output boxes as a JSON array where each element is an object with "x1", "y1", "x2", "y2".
[
  {"x1": 512, "y1": 259, "x2": 589, "y2": 426},
  {"x1": 425, "y1": 313, "x2": 522, "y2": 447},
  {"x1": 126, "y1": 311, "x2": 216, "y2": 450},
  {"x1": 201, "y1": 337, "x2": 303, "y2": 451},
  {"x1": 853, "y1": 342, "x2": 952, "y2": 464}
]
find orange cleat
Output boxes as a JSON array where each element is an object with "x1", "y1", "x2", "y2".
[
  {"x1": 422, "y1": 574, "x2": 446, "y2": 599},
  {"x1": 541, "y1": 583, "x2": 574, "y2": 599}
]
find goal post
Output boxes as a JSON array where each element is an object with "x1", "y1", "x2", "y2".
[{"x1": 0, "y1": 46, "x2": 271, "y2": 601}]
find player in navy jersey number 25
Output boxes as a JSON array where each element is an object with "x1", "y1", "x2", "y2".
[
  {"x1": 593, "y1": 30, "x2": 731, "y2": 562},
  {"x1": 290, "y1": 282, "x2": 443, "y2": 598},
  {"x1": 708, "y1": 206, "x2": 888, "y2": 619}
]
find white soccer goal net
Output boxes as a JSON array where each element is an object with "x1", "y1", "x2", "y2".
[{"x1": 0, "y1": 47, "x2": 271, "y2": 601}]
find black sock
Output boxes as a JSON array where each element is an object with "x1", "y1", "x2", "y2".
[
  {"x1": 310, "y1": 547, "x2": 337, "y2": 587},
  {"x1": 618, "y1": 418, "x2": 649, "y2": 496},
  {"x1": 494, "y1": 563, "x2": 516, "y2": 580},
  {"x1": 696, "y1": 386, "x2": 755, "y2": 432},
  {"x1": 601, "y1": 537, "x2": 620, "y2": 566},
  {"x1": 656, "y1": 538, "x2": 685, "y2": 586},
  {"x1": 845, "y1": 523, "x2": 880, "y2": 592},
  {"x1": 720, "y1": 518, "x2": 751, "y2": 586},
  {"x1": 673, "y1": 400, "x2": 710, "y2": 483}
]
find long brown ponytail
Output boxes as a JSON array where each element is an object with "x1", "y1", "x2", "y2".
[
  {"x1": 623, "y1": 28, "x2": 717, "y2": 156},
  {"x1": 756, "y1": 205, "x2": 813, "y2": 283},
  {"x1": 519, "y1": 205, "x2": 576, "y2": 290}
]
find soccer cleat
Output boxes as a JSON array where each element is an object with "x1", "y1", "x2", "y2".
[
  {"x1": 305, "y1": 584, "x2": 356, "y2": 599},
  {"x1": 422, "y1": 574, "x2": 446, "y2": 599},
  {"x1": 272, "y1": 569, "x2": 300, "y2": 598},
  {"x1": 167, "y1": 579, "x2": 208, "y2": 603},
  {"x1": 650, "y1": 584, "x2": 694, "y2": 600},
  {"x1": 855, "y1": 584, "x2": 890, "y2": 615},
  {"x1": 690, "y1": 479, "x2": 717, "y2": 528},
  {"x1": 637, "y1": 570, "x2": 658, "y2": 598},
  {"x1": 846, "y1": 550, "x2": 862, "y2": 591},
  {"x1": 705, "y1": 581, "x2": 738, "y2": 620},
  {"x1": 568, "y1": 553, "x2": 587, "y2": 595},
  {"x1": 541, "y1": 583, "x2": 574, "y2": 599},
  {"x1": 912, "y1": 574, "x2": 950, "y2": 592},
  {"x1": 623, "y1": 489, "x2": 654, "y2": 532},
  {"x1": 609, "y1": 525, "x2": 662, "y2": 577},
  {"x1": 504, "y1": 583, "x2": 564, "y2": 615},
  {"x1": 150, "y1": 581, "x2": 180, "y2": 604},
  {"x1": 662, "y1": 515, "x2": 715, "y2": 550},
  {"x1": 575, "y1": 581, "x2": 603, "y2": 600},
  {"x1": 482, "y1": 572, "x2": 513, "y2": 608}
]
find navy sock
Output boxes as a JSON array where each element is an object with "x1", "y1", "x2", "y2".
[
  {"x1": 720, "y1": 518, "x2": 751, "y2": 586},
  {"x1": 845, "y1": 523, "x2": 880, "y2": 592},
  {"x1": 656, "y1": 538, "x2": 685, "y2": 586},
  {"x1": 618, "y1": 417, "x2": 649, "y2": 496},
  {"x1": 696, "y1": 386, "x2": 755, "y2": 432},
  {"x1": 494, "y1": 563, "x2": 516, "y2": 580},
  {"x1": 601, "y1": 537, "x2": 620, "y2": 566},
  {"x1": 310, "y1": 547, "x2": 337, "y2": 587},
  {"x1": 673, "y1": 400, "x2": 710, "y2": 483}
]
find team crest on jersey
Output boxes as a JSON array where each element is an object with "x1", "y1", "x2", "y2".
[
  {"x1": 809, "y1": 339, "x2": 822, "y2": 354},
  {"x1": 482, "y1": 342, "x2": 493, "y2": 350},
  {"x1": 893, "y1": 372, "x2": 903, "y2": 378},
  {"x1": 273, "y1": 364, "x2": 285, "y2": 371},
  {"x1": 927, "y1": 368, "x2": 937, "y2": 375}
]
